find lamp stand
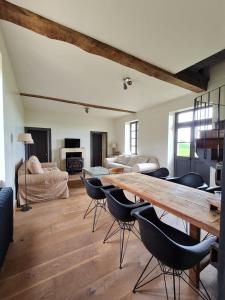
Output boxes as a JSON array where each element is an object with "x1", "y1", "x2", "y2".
[{"x1": 21, "y1": 144, "x2": 32, "y2": 212}]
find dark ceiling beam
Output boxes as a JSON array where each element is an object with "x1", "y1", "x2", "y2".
[
  {"x1": 0, "y1": 0, "x2": 207, "y2": 92},
  {"x1": 20, "y1": 93, "x2": 136, "y2": 114},
  {"x1": 175, "y1": 49, "x2": 225, "y2": 89}
]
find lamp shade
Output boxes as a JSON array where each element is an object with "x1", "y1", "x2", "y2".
[
  {"x1": 111, "y1": 143, "x2": 117, "y2": 149},
  {"x1": 17, "y1": 133, "x2": 34, "y2": 144}
]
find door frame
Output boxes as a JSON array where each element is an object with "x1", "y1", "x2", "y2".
[
  {"x1": 25, "y1": 127, "x2": 52, "y2": 161},
  {"x1": 90, "y1": 131, "x2": 108, "y2": 167},
  {"x1": 174, "y1": 108, "x2": 212, "y2": 182}
]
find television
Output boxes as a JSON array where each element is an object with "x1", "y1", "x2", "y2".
[{"x1": 65, "y1": 138, "x2": 80, "y2": 148}]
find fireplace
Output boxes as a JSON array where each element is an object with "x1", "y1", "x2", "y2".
[
  {"x1": 66, "y1": 152, "x2": 83, "y2": 174},
  {"x1": 60, "y1": 147, "x2": 85, "y2": 171}
]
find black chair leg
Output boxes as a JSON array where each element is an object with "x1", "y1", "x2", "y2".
[
  {"x1": 92, "y1": 201, "x2": 98, "y2": 232},
  {"x1": 103, "y1": 219, "x2": 120, "y2": 243},
  {"x1": 119, "y1": 222, "x2": 131, "y2": 269},
  {"x1": 160, "y1": 210, "x2": 168, "y2": 219},
  {"x1": 133, "y1": 257, "x2": 162, "y2": 293},
  {"x1": 103, "y1": 219, "x2": 137, "y2": 269},
  {"x1": 133, "y1": 258, "x2": 211, "y2": 300},
  {"x1": 133, "y1": 255, "x2": 154, "y2": 293},
  {"x1": 83, "y1": 199, "x2": 94, "y2": 219},
  {"x1": 173, "y1": 269, "x2": 177, "y2": 300},
  {"x1": 181, "y1": 271, "x2": 211, "y2": 300}
]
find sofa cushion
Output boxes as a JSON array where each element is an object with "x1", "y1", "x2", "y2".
[
  {"x1": 127, "y1": 155, "x2": 148, "y2": 167},
  {"x1": 27, "y1": 156, "x2": 44, "y2": 174},
  {"x1": 114, "y1": 155, "x2": 130, "y2": 165}
]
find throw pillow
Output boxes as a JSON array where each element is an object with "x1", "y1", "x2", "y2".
[{"x1": 27, "y1": 156, "x2": 44, "y2": 174}]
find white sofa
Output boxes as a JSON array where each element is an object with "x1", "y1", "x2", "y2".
[{"x1": 104, "y1": 155, "x2": 159, "y2": 173}]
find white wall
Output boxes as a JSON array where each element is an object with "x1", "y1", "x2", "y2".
[
  {"x1": 114, "y1": 61, "x2": 225, "y2": 178},
  {"x1": 24, "y1": 108, "x2": 115, "y2": 168},
  {"x1": 0, "y1": 26, "x2": 24, "y2": 190}
]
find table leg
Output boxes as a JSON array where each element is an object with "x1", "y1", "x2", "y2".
[{"x1": 189, "y1": 223, "x2": 201, "y2": 288}]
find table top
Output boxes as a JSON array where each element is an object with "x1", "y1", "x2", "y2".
[
  {"x1": 103, "y1": 172, "x2": 220, "y2": 237},
  {"x1": 83, "y1": 166, "x2": 109, "y2": 176}
]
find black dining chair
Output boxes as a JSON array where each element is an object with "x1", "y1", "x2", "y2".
[
  {"x1": 131, "y1": 205, "x2": 216, "y2": 300},
  {"x1": 102, "y1": 188, "x2": 149, "y2": 269},
  {"x1": 142, "y1": 167, "x2": 169, "y2": 179},
  {"x1": 82, "y1": 177, "x2": 115, "y2": 232},
  {"x1": 166, "y1": 172, "x2": 208, "y2": 190}
]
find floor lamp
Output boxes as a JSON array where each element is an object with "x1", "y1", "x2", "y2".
[{"x1": 17, "y1": 133, "x2": 34, "y2": 212}]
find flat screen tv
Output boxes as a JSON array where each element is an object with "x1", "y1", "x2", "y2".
[{"x1": 65, "y1": 138, "x2": 80, "y2": 148}]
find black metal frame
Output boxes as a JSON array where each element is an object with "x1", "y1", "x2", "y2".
[
  {"x1": 217, "y1": 132, "x2": 225, "y2": 299},
  {"x1": 103, "y1": 218, "x2": 140, "y2": 269},
  {"x1": 83, "y1": 198, "x2": 106, "y2": 232},
  {"x1": 133, "y1": 256, "x2": 211, "y2": 300}
]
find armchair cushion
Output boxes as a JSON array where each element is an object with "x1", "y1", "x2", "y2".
[{"x1": 41, "y1": 162, "x2": 57, "y2": 168}]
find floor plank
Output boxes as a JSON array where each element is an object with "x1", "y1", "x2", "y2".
[{"x1": 0, "y1": 182, "x2": 217, "y2": 300}]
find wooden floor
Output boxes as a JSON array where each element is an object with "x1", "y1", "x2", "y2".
[{"x1": 0, "y1": 180, "x2": 217, "y2": 300}]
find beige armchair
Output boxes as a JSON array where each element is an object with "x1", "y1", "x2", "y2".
[{"x1": 18, "y1": 157, "x2": 69, "y2": 205}]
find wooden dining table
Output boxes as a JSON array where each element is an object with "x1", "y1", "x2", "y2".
[{"x1": 103, "y1": 172, "x2": 220, "y2": 287}]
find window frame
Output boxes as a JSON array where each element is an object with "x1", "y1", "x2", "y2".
[
  {"x1": 174, "y1": 107, "x2": 212, "y2": 159},
  {"x1": 129, "y1": 121, "x2": 138, "y2": 155}
]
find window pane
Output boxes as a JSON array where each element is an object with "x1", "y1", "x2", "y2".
[
  {"x1": 131, "y1": 146, "x2": 136, "y2": 154},
  {"x1": 177, "y1": 143, "x2": 190, "y2": 157},
  {"x1": 178, "y1": 111, "x2": 193, "y2": 123},
  {"x1": 131, "y1": 123, "x2": 136, "y2": 131},
  {"x1": 131, "y1": 140, "x2": 136, "y2": 146},
  {"x1": 177, "y1": 127, "x2": 191, "y2": 143},
  {"x1": 194, "y1": 107, "x2": 212, "y2": 120},
  {"x1": 131, "y1": 132, "x2": 136, "y2": 139}
]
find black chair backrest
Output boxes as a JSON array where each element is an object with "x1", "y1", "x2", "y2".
[
  {"x1": 104, "y1": 189, "x2": 136, "y2": 222},
  {"x1": 148, "y1": 167, "x2": 169, "y2": 178},
  {"x1": 132, "y1": 206, "x2": 215, "y2": 270},
  {"x1": 178, "y1": 172, "x2": 204, "y2": 188},
  {"x1": 83, "y1": 177, "x2": 105, "y2": 200}
]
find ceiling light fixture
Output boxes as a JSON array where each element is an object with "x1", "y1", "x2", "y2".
[{"x1": 123, "y1": 77, "x2": 132, "y2": 90}]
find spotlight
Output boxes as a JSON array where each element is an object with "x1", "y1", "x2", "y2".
[
  {"x1": 85, "y1": 107, "x2": 89, "y2": 113},
  {"x1": 123, "y1": 77, "x2": 132, "y2": 90}
]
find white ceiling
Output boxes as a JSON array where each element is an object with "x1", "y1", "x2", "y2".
[{"x1": 1, "y1": 0, "x2": 225, "y2": 118}]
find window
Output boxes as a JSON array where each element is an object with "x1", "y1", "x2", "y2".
[
  {"x1": 130, "y1": 121, "x2": 138, "y2": 154},
  {"x1": 175, "y1": 107, "x2": 212, "y2": 158},
  {"x1": 124, "y1": 120, "x2": 139, "y2": 154}
]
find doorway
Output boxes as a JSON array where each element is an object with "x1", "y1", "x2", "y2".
[
  {"x1": 25, "y1": 127, "x2": 52, "y2": 162},
  {"x1": 174, "y1": 109, "x2": 211, "y2": 184},
  {"x1": 90, "y1": 131, "x2": 108, "y2": 167}
]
